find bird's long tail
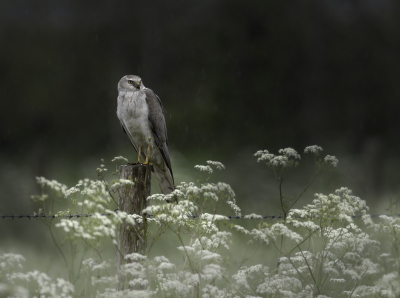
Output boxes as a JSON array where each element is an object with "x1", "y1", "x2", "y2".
[{"x1": 153, "y1": 165, "x2": 175, "y2": 195}]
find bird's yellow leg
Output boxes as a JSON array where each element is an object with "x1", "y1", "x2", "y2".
[
  {"x1": 138, "y1": 145, "x2": 142, "y2": 163},
  {"x1": 143, "y1": 145, "x2": 153, "y2": 165}
]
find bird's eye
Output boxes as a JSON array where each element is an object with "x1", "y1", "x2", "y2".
[{"x1": 128, "y1": 80, "x2": 133, "y2": 84}]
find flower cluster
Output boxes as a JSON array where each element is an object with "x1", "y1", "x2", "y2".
[
  {"x1": 0, "y1": 253, "x2": 74, "y2": 298},
  {"x1": 18, "y1": 152, "x2": 400, "y2": 297},
  {"x1": 194, "y1": 160, "x2": 226, "y2": 175},
  {"x1": 254, "y1": 147, "x2": 301, "y2": 180}
]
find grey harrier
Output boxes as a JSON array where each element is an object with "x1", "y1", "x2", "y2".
[{"x1": 117, "y1": 75, "x2": 175, "y2": 195}]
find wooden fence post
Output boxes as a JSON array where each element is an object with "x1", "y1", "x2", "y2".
[{"x1": 116, "y1": 164, "x2": 151, "y2": 290}]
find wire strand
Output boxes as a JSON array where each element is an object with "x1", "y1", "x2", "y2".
[{"x1": 1, "y1": 210, "x2": 399, "y2": 220}]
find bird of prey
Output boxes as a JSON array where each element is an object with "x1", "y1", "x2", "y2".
[{"x1": 117, "y1": 75, "x2": 175, "y2": 195}]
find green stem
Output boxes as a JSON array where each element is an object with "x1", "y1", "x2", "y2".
[
  {"x1": 146, "y1": 223, "x2": 170, "y2": 255},
  {"x1": 171, "y1": 227, "x2": 195, "y2": 273},
  {"x1": 288, "y1": 172, "x2": 319, "y2": 211},
  {"x1": 279, "y1": 178, "x2": 286, "y2": 220},
  {"x1": 46, "y1": 223, "x2": 71, "y2": 279}
]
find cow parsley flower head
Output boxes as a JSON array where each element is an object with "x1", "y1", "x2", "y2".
[
  {"x1": 6, "y1": 268, "x2": 75, "y2": 298},
  {"x1": 30, "y1": 194, "x2": 49, "y2": 203},
  {"x1": 202, "y1": 284, "x2": 226, "y2": 297},
  {"x1": 232, "y1": 224, "x2": 250, "y2": 235},
  {"x1": 324, "y1": 155, "x2": 338, "y2": 167},
  {"x1": 269, "y1": 155, "x2": 289, "y2": 167},
  {"x1": 112, "y1": 156, "x2": 128, "y2": 164},
  {"x1": 373, "y1": 272, "x2": 400, "y2": 296},
  {"x1": 125, "y1": 253, "x2": 147, "y2": 262},
  {"x1": 206, "y1": 160, "x2": 225, "y2": 171},
  {"x1": 0, "y1": 253, "x2": 25, "y2": 270},
  {"x1": 254, "y1": 150, "x2": 275, "y2": 163},
  {"x1": 232, "y1": 264, "x2": 269, "y2": 290},
  {"x1": 244, "y1": 213, "x2": 264, "y2": 219},
  {"x1": 35, "y1": 177, "x2": 68, "y2": 196},
  {"x1": 96, "y1": 166, "x2": 107, "y2": 173},
  {"x1": 64, "y1": 186, "x2": 80, "y2": 198},
  {"x1": 278, "y1": 147, "x2": 301, "y2": 160},
  {"x1": 111, "y1": 178, "x2": 135, "y2": 191},
  {"x1": 194, "y1": 165, "x2": 213, "y2": 174},
  {"x1": 147, "y1": 193, "x2": 167, "y2": 201},
  {"x1": 304, "y1": 145, "x2": 323, "y2": 155},
  {"x1": 255, "y1": 148, "x2": 300, "y2": 172}
]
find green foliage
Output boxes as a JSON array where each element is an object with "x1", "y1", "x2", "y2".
[{"x1": 1, "y1": 146, "x2": 400, "y2": 298}]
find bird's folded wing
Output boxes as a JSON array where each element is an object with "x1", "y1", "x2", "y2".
[{"x1": 144, "y1": 88, "x2": 174, "y2": 182}]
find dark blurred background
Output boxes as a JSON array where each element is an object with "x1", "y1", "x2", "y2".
[{"x1": 1, "y1": 0, "x2": 400, "y2": 250}]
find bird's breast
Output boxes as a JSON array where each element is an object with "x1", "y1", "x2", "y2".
[
  {"x1": 117, "y1": 91, "x2": 148, "y2": 119},
  {"x1": 117, "y1": 91, "x2": 154, "y2": 147}
]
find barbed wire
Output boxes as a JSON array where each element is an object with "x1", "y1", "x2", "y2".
[{"x1": 1, "y1": 210, "x2": 400, "y2": 221}]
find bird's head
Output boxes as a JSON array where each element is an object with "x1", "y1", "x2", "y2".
[{"x1": 118, "y1": 75, "x2": 144, "y2": 92}]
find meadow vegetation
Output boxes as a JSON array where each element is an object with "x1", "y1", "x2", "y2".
[{"x1": 1, "y1": 146, "x2": 399, "y2": 298}]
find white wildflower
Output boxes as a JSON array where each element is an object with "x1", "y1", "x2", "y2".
[
  {"x1": 375, "y1": 272, "x2": 400, "y2": 296},
  {"x1": 257, "y1": 275, "x2": 302, "y2": 295},
  {"x1": 125, "y1": 253, "x2": 147, "y2": 262},
  {"x1": 203, "y1": 192, "x2": 218, "y2": 201},
  {"x1": 64, "y1": 186, "x2": 80, "y2": 198},
  {"x1": 0, "y1": 253, "x2": 25, "y2": 270},
  {"x1": 330, "y1": 278, "x2": 346, "y2": 283},
  {"x1": 158, "y1": 273, "x2": 190, "y2": 297},
  {"x1": 279, "y1": 147, "x2": 301, "y2": 159},
  {"x1": 35, "y1": 177, "x2": 68, "y2": 196},
  {"x1": 199, "y1": 250, "x2": 221, "y2": 262},
  {"x1": 128, "y1": 277, "x2": 149, "y2": 288},
  {"x1": 231, "y1": 224, "x2": 250, "y2": 235},
  {"x1": 92, "y1": 261, "x2": 110, "y2": 271},
  {"x1": 8, "y1": 270, "x2": 74, "y2": 297},
  {"x1": 121, "y1": 262, "x2": 146, "y2": 278},
  {"x1": 186, "y1": 184, "x2": 200, "y2": 195},
  {"x1": 82, "y1": 258, "x2": 95, "y2": 272},
  {"x1": 112, "y1": 178, "x2": 134, "y2": 190},
  {"x1": 203, "y1": 231, "x2": 232, "y2": 250},
  {"x1": 201, "y1": 263, "x2": 223, "y2": 281},
  {"x1": 96, "y1": 167, "x2": 107, "y2": 173},
  {"x1": 232, "y1": 264, "x2": 269, "y2": 290},
  {"x1": 201, "y1": 183, "x2": 219, "y2": 193},
  {"x1": 217, "y1": 182, "x2": 236, "y2": 199},
  {"x1": 226, "y1": 200, "x2": 241, "y2": 216},
  {"x1": 254, "y1": 150, "x2": 275, "y2": 163},
  {"x1": 153, "y1": 256, "x2": 175, "y2": 272},
  {"x1": 195, "y1": 165, "x2": 213, "y2": 174},
  {"x1": 304, "y1": 145, "x2": 323, "y2": 154},
  {"x1": 147, "y1": 193, "x2": 167, "y2": 201},
  {"x1": 112, "y1": 156, "x2": 128, "y2": 164},
  {"x1": 250, "y1": 228, "x2": 270, "y2": 244},
  {"x1": 271, "y1": 223, "x2": 303, "y2": 244},
  {"x1": 206, "y1": 160, "x2": 225, "y2": 170},
  {"x1": 30, "y1": 194, "x2": 49, "y2": 203},
  {"x1": 244, "y1": 213, "x2": 264, "y2": 219},
  {"x1": 324, "y1": 155, "x2": 338, "y2": 167},
  {"x1": 269, "y1": 155, "x2": 289, "y2": 167},
  {"x1": 202, "y1": 284, "x2": 226, "y2": 297}
]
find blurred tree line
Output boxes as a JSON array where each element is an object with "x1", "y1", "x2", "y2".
[{"x1": 0, "y1": 0, "x2": 399, "y2": 198}]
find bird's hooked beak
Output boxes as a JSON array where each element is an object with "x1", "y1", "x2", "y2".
[{"x1": 135, "y1": 80, "x2": 141, "y2": 89}]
